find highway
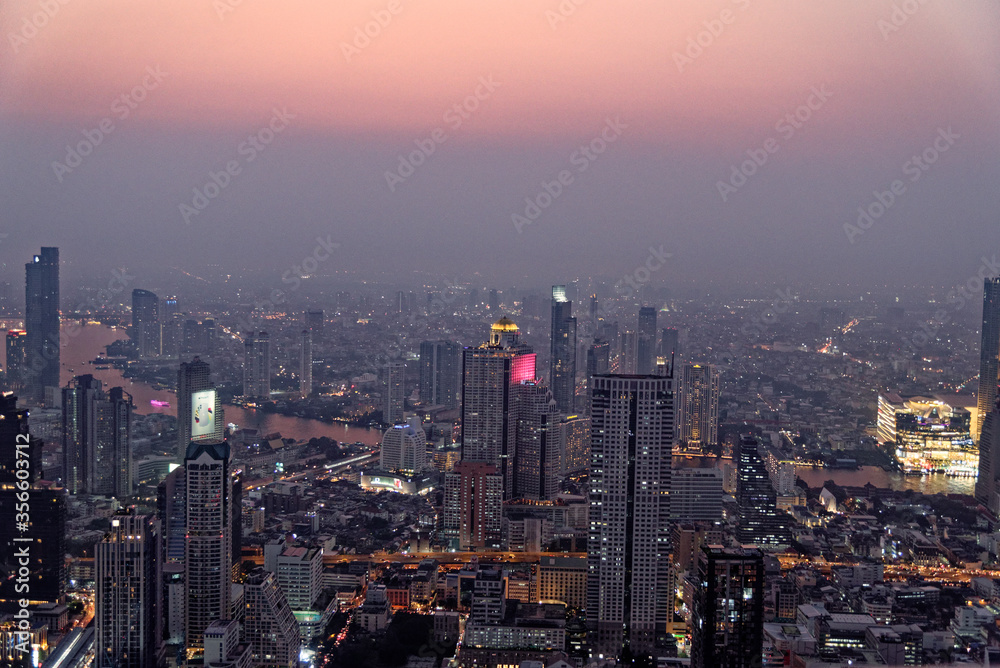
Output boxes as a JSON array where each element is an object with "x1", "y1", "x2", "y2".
[{"x1": 242, "y1": 551, "x2": 586, "y2": 567}]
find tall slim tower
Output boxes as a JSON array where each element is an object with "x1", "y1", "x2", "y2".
[
  {"x1": 514, "y1": 381, "x2": 559, "y2": 500},
  {"x1": 419, "y1": 340, "x2": 461, "y2": 409},
  {"x1": 184, "y1": 439, "x2": 232, "y2": 652},
  {"x1": 659, "y1": 327, "x2": 679, "y2": 360},
  {"x1": 976, "y1": 278, "x2": 1000, "y2": 506},
  {"x1": 461, "y1": 317, "x2": 536, "y2": 499},
  {"x1": 550, "y1": 286, "x2": 577, "y2": 413},
  {"x1": 300, "y1": 329, "x2": 312, "y2": 399},
  {"x1": 24, "y1": 247, "x2": 59, "y2": 404},
  {"x1": 131, "y1": 289, "x2": 161, "y2": 358},
  {"x1": 443, "y1": 461, "x2": 503, "y2": 550},
  {"x1": 243, "y1": 331, "x2": 271, "y2": 399},
  {"x1": 95, "y1": 512, "x2": 162, "y2": 668},
  {"x1": 680, "y1": 364, "x2": 720, "y2": 446},
  {"x1": 587, "y1": 373, "x2": 674, "y2": 657},
  {"x1": 61, "y1": 374, "x2": 133, "y2": 496},
  {"x1": 383, "y1": 359, "x2": 406, "y2": 425},
  {"x1": 690, "y1": 545, "x2": 764, "y2": 668},
  {"x1": 177, "y1": 357, "x2": 223, "y2": 462},
  {"x1": 736, "y1": 435, "x2": 788, "y2": 545},
  {"x1": 4, "y1": 330, "x2": 27, "y2": 393},
  {"x1": 636, "y1": 307, "x2": 658, "y2": 374},
  {"x1": 243, "y1": 568, "x2": 301, "y2": 668}
]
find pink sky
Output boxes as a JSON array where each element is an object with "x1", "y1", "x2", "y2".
[{"x1": 3, "y1": 0, "x2": 998, "y2": 148}]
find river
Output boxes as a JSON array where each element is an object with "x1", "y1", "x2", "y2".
[{"x1": 48, "y1": 323, "x2": 383, "y2": 446}]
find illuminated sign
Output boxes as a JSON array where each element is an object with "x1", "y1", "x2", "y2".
[{"x1": 191, "y1": 389, "x2": 216, "y2": 439}]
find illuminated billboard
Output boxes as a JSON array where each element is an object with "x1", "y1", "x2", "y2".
[{"x1": 191, "y1": 389, "x2": 217, "y2": 439}]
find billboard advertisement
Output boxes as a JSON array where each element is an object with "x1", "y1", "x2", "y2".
[{"x1": 191, "y1": 389, "x2": 216, "y2": 439}]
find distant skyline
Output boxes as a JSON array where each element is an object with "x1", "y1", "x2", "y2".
[{"x1": 1, "y1": 1, "x2": 999, "y2": 289}]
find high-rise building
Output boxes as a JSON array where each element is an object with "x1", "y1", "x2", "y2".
[
  {"x1": 636, "y1": 307, "x2": 657, "y2": 375},
  {"x1": 300, "y1": 329, "x2": 312, "y2": 399},
  {"x1": 419, "y1": 340, "x2": 461, "y2": 409},
  {"x1": 63, "y1": 376, "x2": 133, "y2": 497},
  {"x1": 736, "y1": 435, "x2": 789, "y2": 546},
  {"x1": 24, "y1": 247, "x2": 59, "y2": 404},
  {"x1": 515, "y1": 381, "x2": 559, "y2": 500},
  {"x1": 177, "y1": 357, "x2": 224, "y2": 461},
  {"x1": 587, "y1": 373, "x2": 674, "y2": 657},
  {"x1": 243, "y1": 331, "x2": 271, "y2": 399},
  {"x1": 243, "y1": 568, "x2": 301, "y2": 668},
  {"x1": 184, "y1": 440, "x2": 233, "y2": 652},
  {"x1": 668, "y1": 468, "x2": 723, "y2": 521},
  {"x1": 272, "y1": 545, "x2": 323, "y2": 611},
  {"x1": 95, "y1": 512, "x2": 162, "y2": 668},
  {"x1": 977, "y1": 277, "x2": 1000, "y2": 505},
  {"x1": 380, "y1": 416, "x2": 427, "y2": 475},
  {"x1": 680, "y1": 364, "x2": 720, "y2": 446},
  {"x1": 443, "y1": 461, "x2": 503, "y2": 551},
  {"x1": 461, "y1": 317, "x2": 536, "y2": 498},
  {"x1": 585, "y1": 339, "x2": 610, "y2": 379},
  {"x1": 690, "y1": 545, "x2": 764, "y2": 668},
  {"x1": 383, "y1": 359, "x2": 406, "y2": 425},
  {"x1": 4, "y1": 330, "x2": 27, "y2": 392},
  {"x1": 977, "y1": 405, "x2": 1000, "y2": 513},
  {"x1": 559, "y1": 414, "x2": 590, "y2": 475},
  {"x1": 131, "y1": 289, "x2": 161, "y2": 358},
  {"x1": 304, "y1": 309, "x2": 324, "y2": 336},
  {"x1": 550, "y1": 286, "x2": 577, "y2": 413},
  {"x1": 659, "y1": 327, "x2": 679, "y2": 360}
]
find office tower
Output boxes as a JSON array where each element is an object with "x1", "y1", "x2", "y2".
[
  {"x1": 184, "y1": 440, "x2": 232, "y2": 652},
  {"x1": 636, "y1": 306, "x2": 657, "y2": 374},
  {"x1": 419, "y1": 340, "x2": 461, "y2": 409},
  {"x1": 620, "y1": 329, "x2": 637, "y2": 374},
  {"x1": 680, "y1": 364, "x2": 720, "y2": 446},
  {"x1": 177, "y1": 357, "x2": 223, "y2": 461},
  {"x1": 304, "y1": 309, "x2": 324, "y2": 335},
  {"x1": 977, "y1": 405, "x2": 1000, "y2": 513},
  {"x1": 23, "y1": 247, "x2": 59, "y2": 404},
  {"x1": 977, "y1": 278, "x2": 1000, "y2": 504},
  {"x1": 659, "y1": 327, "x2": 679, "y2": 360},
  {"x1": 461, "y1": 317, "x2": 537, "y2": 498},
  {"x1": 96, "y1": 387, "x2": 133, "y2": 497},
  {"x1": 383, "y1": 359, "x2": 406, "y2": 425},
  {"x1": 182, "y1": 319, "x2": 215, "y2": 356},
  {"x1": 550, "y1": 286, "x2": 578, "y2": 413},
  {"x1": 589, "y1": 294, "x2": 599, "y2": 321},
  {"x1": 443, "y1": 461, "x2": 503, "y2": 551},
  {"x1": 300, "y1": 329, "x2": 312, "y2": 399},
  {"x1": 131, "y1": 289, "x2": 161, "y2": 358},
  {"x1": 691, "y1": 546, "x2": 764, "y2": 668},
  {"x1": 559, "y1": 414, "x2": 590, "y2": 474},
  {"x1": 273, "y1": 545, "x2": 323, "y2": 611},
  {"x1": 585, "y1": 339, "x2": 610, "y2": 379},
  {"x1": 515, "y1": 381, "x2": 559, "y2": 500},
  {"x1": 160, "y1": 316, "x2": 182, "y2": 357},
  {"x1": 587, "y1": 373, "x2": 674, "y2": 657},
  {"x1": 736, "y1": 435, "x2": 789, "y2": 545},
  {"x1": 62, "y1": 374, "x2": 102, "y2": 495},
  {"x1": 95, "y1": 512, "x2": 162, "y2": 668},
  {"x1": 63, "y1": 376, "x2": 133, "y2": 496},
  {"x1": 4, "y1": 330, "x2": 27, "y2": 392},
  {"x1": 243, "y1": 568, "x2": 301, "y2": 668},
  {"x1": 668, "y1": 468, "x2": 723, "y2": 521},
  {"x1": 380, "y1": 416, "x2": 427, "y2": 475},
  {"x1": 243, "y1": 331, "x2": 271, "y2": 399}
]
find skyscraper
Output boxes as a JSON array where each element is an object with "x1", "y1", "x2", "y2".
[
  {"x1": 976, "y1": 278, "x2": 1000, "y2": 505},
  {"x1": 184, "y1": 439, "x2": 232, "y2": 652},
  {"x1": 587, "y1": 373, "x2": 674, "y2": 657},
  {"x1": 736, "y1": 435, "x2": 788, "y2": 546},
  {"x1": 659, "y1": 327, "x2": 679, "y2": 360},
  {"x1": 443, "y1": 461, "x2": 503, "y2": 551},
  {"x1": 380, "y1": 417, "x2": 427, "y2": 475},
  {"x1": 243, "y1": 331, "x2": 271, "y2": 399},
  {"x1": 680, "y1": 364, "x2": 720, "y2": 446},
  {"x1": 383, "y1": 359, "x2": 406, "y2": 425},
  {"x1": 419, "y1": 340, "x2": 461, "y2": 409},
  {"x1": 24, "y1": 247, "x2": 59, "y2": 404},
  {"x1": 550, "y1": 286, "x2": 577, "y2": 413},
  {"x1": 461, "y1": 317, "x2": 536, "y2": 498},
  {"x1": 177, "y1": 357, "x2": 223, "y2": 461},
  {"x1": 131, "y1": 289, "x2": 161, "y2": 358},
  {"x1": 976, "y1": 405, "x2": 1000, "y2": 513},
  {"x1": 636, "y1": 306, "x2": 657, "y2": 374},
  {"x1": 514, "y1": 381, "x2": 559, "y2": 500},
  {"x1": 300, "y1": 329, "x2": 312, "y2": 399},
  {"x1": 62, "y1": 374, "x2": 100, "y2": 495},
  {"x1": 585, "y1": 339, "x2": 610, "y2": 379},
  {"x1": 304, "y1": 309, "x2": 324, "y2": 336},
  {"x1": 95, "y1": 512, "x2": 162, "y2": 668},
  {"x1": 63, "y1": 376, "x2": 133, "y2": 497},
  {"x1": 690, "y1": 545, "x2": 764, "y2": 668},
  {"x1": 4, "y1": 330, "x2": 27, "y2": 393},
  {"x1": 243, "y1": 568, "x2": 301, "y2": 668}
]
